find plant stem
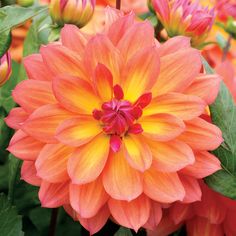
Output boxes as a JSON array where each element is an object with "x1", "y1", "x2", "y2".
[
  {"x1": 222, "y1": 35, "x2": 232, "y2": 62},
  {"x1": 48, "y1": 208, "x2": 59, "y2": 236},
  {"x1": 116, "y1": 0, "x2": 121, "y2": 10}
]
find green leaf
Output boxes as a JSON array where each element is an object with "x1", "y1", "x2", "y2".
[
  {"x1": 216, "y1": 33, "x2": 227, "y2": 49},
  {"x1": 202, "y1": 57, "x2": 236, "y2": 199},
  {"x1": 114, "y1": 227, "x2": 133, "y2": 236},
  {"x1": 48, "y1": 26, "x2": 61, "y2": 42},
  {"x1": 0, "y1": 5, "x2": 48, "y2": 56},
  {"x1": 0, "y1": 194, "x2": 23, "y2": 236}
]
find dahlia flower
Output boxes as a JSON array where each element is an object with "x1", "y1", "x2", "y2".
[
  {"x1": 148, "y1": 181, "x2": 236, "y2": 236},
  {"x1": 6, "y1": 9, "x2": 222, "y2": 234},
  {"x1": 0, "y1": 52, "x2": 11, "y2": 87},
  {"x1": 50, "y1": 0, "x2": 95, "y2": 27},
  {"x1": 152, "y1": 0, "x2": 215, "y2": 46}
]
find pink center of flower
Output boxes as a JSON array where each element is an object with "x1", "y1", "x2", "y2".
[{"x1": 93, "y1": 84, "x2": 152, "y2": 152}]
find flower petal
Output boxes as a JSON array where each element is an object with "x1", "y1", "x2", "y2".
[
  {"x1": 184, "y1": 74, "x2": 221, "y2": 105},
  {"x1": 124, "y1": 135, "x2": 152, "y2": 172},
  {"x1": 108, "y1": 194, "x2": 151, "y2": 232},
  {"x1": 94, "y1": 63, "x2": 113, "y2": 102},
  {"x1": 140, "y1": 113, "x2": 185, "y2": 141},
  {"x1": 56, "y1": 116, "x2": 101, "y2": 147},
  {"x1": 22, "y1": 104, "x2": 73, "y2": 143},
  {"x1": 102, "y1": 148, "x2": 143, "y2": 201},
  {"x1": 123, "y1": 46, "x2": 160, "y2": 103},
  {"x1": 23, "y1": 54, "x2": 53, "y2": 81},
  {"x1": 68, "y1": 134, "x2": 110, "y2": 184},
  {"x1": 61, "y1": 24, "x2": 90, "y2": 54},
  {"x1": 117, "y1": 21, "x2": 155, "y2": 62},
  {"x1": 152, "y1": 48, "x2": 201, "y2": 96},
  {"x1": 7, "y1": 130, "x2": 44, "y2": 161},
  {"x1": 147, "y1": 139, "x2": 194, "y2": 172},
  {"x1": 36, "y1": 143, "x2": 73, "y2": 183},
  {"x1": 178, "y1": 118, "x2": 223, "y2": 150},
  {"x1": 144, "y1": 202, "x2": 162, "y2": 230},
  {"x1": 5, "y1": 107, "x2": 28, "y2": 129},
  {"x1": 52, "y1": 74, "x2": 101, "y2": 114},
  {"x1": 40, "y1": 44, "x2": 87, "y2": 79},
  {"x1": 144, "y1": 168, "x2": 185, "y2": 203},
  {"x1": 70, "y1": 177, "x2": 109, "y2": 218},
  {"x1": 21, "y1": 161, "x2": 41, "y2": 186},
  {"x1": 144, "y1": 92, "x2": 206, "y2": 120},
  {"x1": 12, "y1": 80, "x2": 56, "y2": 113},
  {"x1": 39, "y1": 181, "x2": 70, "y2": 208}
]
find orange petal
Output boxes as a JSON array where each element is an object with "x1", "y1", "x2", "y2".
[
  {"x1": 124, "y1": 135, "x2": 152, "y2": 172},
  {"x1": 78, "y1": 205, "x2": 110, "y2": 235},
  {"x1": 84, "y1": 34, "x2": 122, "y2": 84},
  {"x1": 186, "y1": 216, "x2": 224, "y2": 236},
  {"x1": 22, "y1": 104, "x2": 73, "y2": 143},
  {"x1": 117, "y1": 21, "x2": 155, "y2": 62},
  {"x1": 169, "y1": 203, "x2": 194, "y2": 225},
  {"x1": 123, "y1": 46, "x2": 160, "y2": 103},
  {"x1": 23, "y1": 54, "x2": 53, "y2": 81},
  {"x1": 61, "y1": 24, "x2": 90, "y2": 54},
  {"x1": 144, "y1": 92, "x2": 206, "y2": 120},
  {"x1": 36, "y1": 143, "x2": 73, "y2": 183},
  {"x1": 159, "y1": 36, "x2": 191, "y2": 57},
  {"x1": 140, "y1": 113, "x2": 185, "y2": 141},
  {"x1": 52, "y1": 74, "x2": 101, "y2": 114},
  {"x1": 180, "y1": 151, "x2": 221, "y2": 178},
  {"x1": 94, "y1": 63, "x2": 113, "y2": 102},
  {"x1": 184, "y1": 74, "x2": 221, "y2": 105},
  {"x1": 7, "y1": 130, "x2": 44, "y2": 161},
  {"x1": 148, "y1": 139, "x2": 194, "y2": 172},
  {"x1": 144, "y1": 201, "x2": 162, "y2": 230},
  {"x1": 40, "y1": 44, "x2": 87, "y2": 79},
  {"x1": 179, "y1": 175, "x2": 202, "y2": 203},
  {"x1": 5, "y1": 107, "x2": 28, "y2": 129},
  {"x1": 70, "y1": 177, "x2": 109, "y2": 218},
  {"x1": 68, "y1": 134, "x2": 109, "y2": 184},
  {"x1": 102, "y1": 148, "x2": 143, "y2": 201},
  {"x1": 178, "y1": 118, "x2": 223, "y2": 150},
  {"x1": 108, "y1": 194, "x2": 151, "y2": 232},
  {"x1": 21, "y1": 161, "x2": 41, "y2": 186},
  {"x1": 39, "y1": 181, "x2": 70, "y2": 208},
  {"x1": 56, "y1": 116, "x2": 101, "y2": 147},
  {"x1": 12, "y1": 80, "x2": 56, "y2": 113},
  {"x1": 107, "y1": 13, "x2": 135, "y2": 46},
  {"x1": 144, "y1": 168, "x2": 185, "y2": 203},
  {"x1": 152, "y1": 48, "x2": 201, "y2": 96}
]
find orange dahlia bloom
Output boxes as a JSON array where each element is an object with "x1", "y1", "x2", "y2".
[
  {"x1": 148, "y1": 181, "x2": 236, "y2": 236},
  {"x1": 6, "y1": 9, "x2": 222, "y2": 234}
]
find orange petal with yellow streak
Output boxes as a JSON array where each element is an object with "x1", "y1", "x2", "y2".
[
  {"x1": 52, "y1": 74, "x2": 101, "y2": 114},
  {"x1": 5, "y1": 107, "x2": 28, "y2": 129},
  {"x1": 68, "y1": 134, "x2": 110, "y2": 184},
  {"x1": 12, "y1": 80, "x2": 56, "y2": 113},
  {"x1": 36, "y1": 143, "x2": 73, "y2": 183},
  {"x1": 102, "y1": 148, "x2": 143, "y2": 201},
  {"x1": 56, "y1": 116, "x2": 101, "y2": 147},
  {"x1": 144, "y1": 168, "x2": 185, "y2": 203},
  {"x1": 108, "y1": 194, "x2": 151, "y2": 232},
  {"x1": 70, "y1": 177, "x2": 109, "y2": 218},
  {"x1": 22, "y1": 104, "x2": 73, "y2": 143},
  {"x1": 124, "y1": 135, "x2": 152, "y2": 172},
  {"x1": 140, "y1": 113, "x2": 185, "y2": 142},
  {"x1": 21, "y1": 161, "x2": 41, "y2": 186}
]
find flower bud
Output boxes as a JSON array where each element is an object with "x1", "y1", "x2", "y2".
[
  {"x1": 17, "y1": 0, "x2": 34, "y2": 7},
  {"x1": 50, "y1": 0, "x2": 95, "y2": 27},
  {"x1": 0, "y1": 52, "x2": 11, "y2": 87}
]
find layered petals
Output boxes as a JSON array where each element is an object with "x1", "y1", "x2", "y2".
[
  {"x1": 21, "y1": 161, "x2": 41, "y2": 186},
  {"x1": 5, "y1": 107, "x2": 28, "y2": 129}
]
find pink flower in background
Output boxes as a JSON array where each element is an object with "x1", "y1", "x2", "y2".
[
  {"x1": 216, "y1": 0, "x2": 236, "y2": 21},
  {"x1": 0, "y1": 52, "x2": 11, "y2": 87},
  {"x1": 152, "y1": 0, "x2": 215, "y2": 46}
]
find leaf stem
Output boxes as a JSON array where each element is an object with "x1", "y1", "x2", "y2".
[
  {"x1": 222, "y1": 35, "x2": 232, "y2": 62},
  {"x1": 48, "y1": 208, "x2": 59, "y2": 236},
  {"x1": 116, "y1": 0, "x2": 121, "y2": 10}
]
